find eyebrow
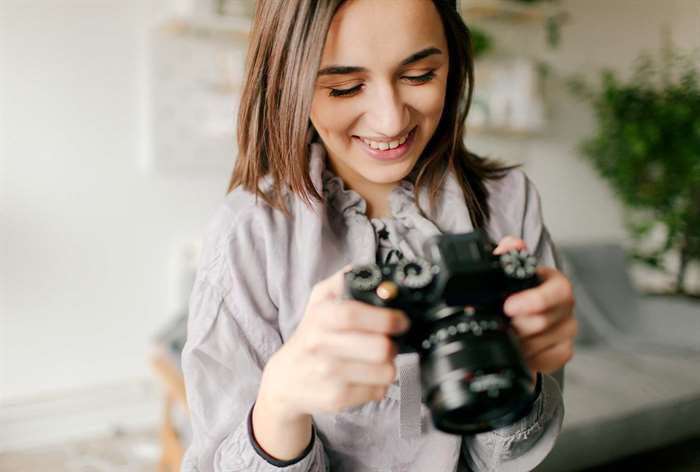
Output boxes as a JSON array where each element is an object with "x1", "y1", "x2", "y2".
[{"x1": 317, "y1": 47, "x2": 442, "y2": 76}]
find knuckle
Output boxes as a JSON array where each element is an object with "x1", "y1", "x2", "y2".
[
  {"x1": 382, "y1": 363, "x2": 397, "y2": 384},
  {"x1": 561, "y1": 278, "x2": 575, "y2": 305},
  {"x1": 568, "y1": 317, "x2": 579, "y2": 338},
  {"x1": 375, "y1": 337, "x2": 395, "y2": 361},
  {"x1": 334, "y1": 305, "x2": 354, "y2": 329},
  {"x1": 303, "y1": 336, "x2": 322, "y2": 355},
  {"x1": 532, "y1": 293, "x2": 547, "y2": 312},
  {"x1": 564, "y1": 349, "x2": 574, "y2": 364},
  {"x1": 566, "y1": 341, "x2": 575, "y2": 360},
  {"x1": 393, "y1": 311, "x2": 408, "y2": 330},
  {"x1": 530, "y1": 314, "x2": 548, "y2": 333},
  {"x1": 377, "y1": 313, "x2": 395, "y2": 333},
  {"x1": 315, "y1": 358, "x2": 337, "y2": 377}
]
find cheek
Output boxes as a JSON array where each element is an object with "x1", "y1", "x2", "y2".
[
  {"x1": 402, "y1": 81, "x2": 447, "y2": 133},
  {"x1": 310, "y1": 95, "x2": 357, "y2": 140},
  {"x1": 417, "y1": 84, "x2": 447, "y2": 121}
]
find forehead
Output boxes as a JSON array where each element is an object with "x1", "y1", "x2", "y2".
[{"x1": 321, "y1": 0, "x2": 447, "y2": 67}]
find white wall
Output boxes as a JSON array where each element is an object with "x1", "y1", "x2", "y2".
[
  {"x1": 0, "y1": 0, "x2": 698, "y2": 422},
  {"x1": 0, "y1": 0, "x2": 229, "y2": 404}
]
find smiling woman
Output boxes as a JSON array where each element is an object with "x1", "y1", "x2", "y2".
[
  {"x1": 181, "y1": 1, "x2": 573, "y2": 471},
  {"x1": 310, "y1": 1, "x2": 449, "y2": 218},
  {"x1": 230, "y1": 0, "x2": 518, "y2": 226}
]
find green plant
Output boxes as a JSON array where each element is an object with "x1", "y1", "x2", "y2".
[
  {"x1": 569, "y1": 48, "x2": 700, "y2": 296},
  {"x1": 471, "y1": 26, "x2": 494, "y2": 58}
]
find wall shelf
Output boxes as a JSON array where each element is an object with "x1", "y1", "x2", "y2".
[
  {"x1": 460, "y1": 0, "x2": 555, "y2": 22},
  {"x1": 157, "y1": 16, "x2": 251, "y2": 41}
]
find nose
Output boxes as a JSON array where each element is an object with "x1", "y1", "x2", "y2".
[{"x1": 366, "y1": 82, "x2": 411, "y2": 139}]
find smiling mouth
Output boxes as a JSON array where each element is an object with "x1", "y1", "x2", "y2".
[
  {"x1": 353, "y1": 126, "x2": 417, "y2": 161},
  {"x1": 355, "y1": 126, "x2": 417, "y2": 151}
]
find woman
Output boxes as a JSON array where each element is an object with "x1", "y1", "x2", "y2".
[{"x1": 181, "y1": 0, "x2": 577, "y2": 471}]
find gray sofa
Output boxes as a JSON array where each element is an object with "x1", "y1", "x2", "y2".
[{"x1": 535, "y1": 244, "x2": 700, "y2": 472}]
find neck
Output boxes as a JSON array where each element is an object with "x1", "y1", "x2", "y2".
[
  {"x1": 326, "y1": 159, "x2": 395, "y2": 220},
  {"x1": 365, "y1": 189, "x2": 393, "y2": 219}
]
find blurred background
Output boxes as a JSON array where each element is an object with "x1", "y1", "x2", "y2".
[{"x1": 1, "y1": 0, "x2": 699, "y2": 471}]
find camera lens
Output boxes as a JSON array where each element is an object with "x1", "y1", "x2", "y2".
[{"x1": 417, "y1": 308, "x2": 534, "y2": 434}]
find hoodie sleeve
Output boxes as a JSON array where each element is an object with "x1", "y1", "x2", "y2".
[{"x1": 180, "y1": 202, "x2": 329, "y2": 472}]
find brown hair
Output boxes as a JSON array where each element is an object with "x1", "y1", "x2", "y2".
[{"x1": 229, "y1": 0, "x2": 516, "y2": 228}]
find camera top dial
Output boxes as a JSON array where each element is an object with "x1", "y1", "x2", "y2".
[
  {"x1": 347, "y1": 264, "x2": 383, "y2": 291},
  {"x1": 394, "y1": 258, "x2": 435, "y2": 289},
  {"x1": 499, "y1": 250, "x2": 537, "y2": 280}
]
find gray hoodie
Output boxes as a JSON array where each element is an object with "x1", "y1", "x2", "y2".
[{"x1": 181, "y1": 141, "x2": 564, "y2": 472}]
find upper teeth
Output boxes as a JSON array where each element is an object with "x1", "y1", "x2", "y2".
[{"x1": 361, "y1": 132, "x2": 410, "y2": 151}]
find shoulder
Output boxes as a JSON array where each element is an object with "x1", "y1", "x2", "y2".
[
  {"x1": 483, "y1": 167, "x2": 545, "y2": 240},
  {"x1": 196, "y1": 185, "x2": 291, "y2": 292},
  {"x1": 483, "y1": 167, "x2": 560, "y2": 267},
  {"x1": 483, "y1": 166, "x2": 531, "y2": 206}
]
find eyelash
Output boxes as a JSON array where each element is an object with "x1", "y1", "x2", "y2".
[{"x1": 328, "y1": 70, "x2": 436, "y2": 97}]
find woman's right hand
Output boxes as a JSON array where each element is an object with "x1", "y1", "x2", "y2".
[{"x1": 258, "y1": 264, "x2": 411, "y2": 421}]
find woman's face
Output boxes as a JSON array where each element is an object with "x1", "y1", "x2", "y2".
[{"x1": 310, "y1": 0, "x2": 449, "y2": 193}]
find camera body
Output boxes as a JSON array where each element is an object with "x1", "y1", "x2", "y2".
[{"x1": 343, "y1": 230, "x2": 540, "y2": 434}]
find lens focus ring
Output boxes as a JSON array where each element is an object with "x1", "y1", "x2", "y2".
[{"x1": 420, "y1": 318, "x2": 503, "y2": 351}]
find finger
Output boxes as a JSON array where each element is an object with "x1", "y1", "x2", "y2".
[
  {"x1": 519, "y1": 315, "x2": 578, "y2": 359},
  {"x1": 510, "y1": 304, "x2": 569, "y2": 338},
  {"x1": 493, "y1": 235, "x2": 527, "y2": 255},
  {"x1": 526, "y1": 340, "x2": 575, "y2": 375},
  {"x1": 316, "y1": 332, "x2": 399, "y2": 363},
  {"x1": 504, "y1": 266, "x2": 574, "y2": 316},
  {"x1": 320, "y1": 300, "x2": 410, "y2": 335},
  {"x1": 308, "y1": 264, "x2": 354, "y2": 305},
  {"x1": 314, "y1": 358, "x2": 396, "y2": 386}
]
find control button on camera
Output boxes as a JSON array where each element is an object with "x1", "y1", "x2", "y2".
[{"x1": 376, "y1": 281, "x2": 399, "y2": 301}]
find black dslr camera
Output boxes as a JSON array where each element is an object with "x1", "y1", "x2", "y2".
[{"x1": 343, "y1": 230, "x2": 540, "y2": 434}]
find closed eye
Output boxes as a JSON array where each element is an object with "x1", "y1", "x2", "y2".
[
  {"x1": 403, "y1": 70, "x2": 436, "y2": 84},
  {"x1": 329, "y1": 84, "x2": 363, "y2": 97},
  {"x1": 328, "y1": 70, "x2": 436, "y2": 98}
]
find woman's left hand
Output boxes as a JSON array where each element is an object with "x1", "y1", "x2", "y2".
[{"x1": 494, "y1": 236, "x2": 578, "y2": 377}]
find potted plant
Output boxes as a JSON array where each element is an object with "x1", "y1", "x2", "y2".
[{"x1": 569, "y1": 47, "x2": 700, "y2": 297}]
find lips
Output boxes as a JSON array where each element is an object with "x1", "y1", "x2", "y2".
[{"x1": 354, "y1": 126, "x2": 417, "y2": 162}]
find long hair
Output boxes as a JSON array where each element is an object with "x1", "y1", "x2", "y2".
[{"x1": 228, "y1": 0, "x2": 516, "y2": 228}]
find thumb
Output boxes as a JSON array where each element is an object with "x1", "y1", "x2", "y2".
[
  {"x1": 308, "y1": 263, "x2": 353, "y2": 305},
  {"x1": 493, "y1": 235, "x2": 528, "y2": 255}
]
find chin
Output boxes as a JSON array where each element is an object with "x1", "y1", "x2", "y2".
[{"x1": 358, "y1": 160, "x2": 416, "y2": 185}]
